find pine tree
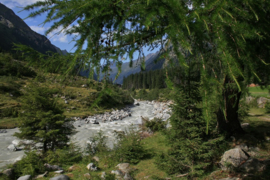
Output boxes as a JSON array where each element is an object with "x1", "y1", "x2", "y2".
[
  {"x1": 14, "y1": 83, "x2": 74, "y2": 153},
  {"x1": 22, "y1": 0, "x2": 270, "y2": 133}
]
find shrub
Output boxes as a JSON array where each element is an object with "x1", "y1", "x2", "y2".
[
  {"x1": 0, "y1": 53, "x2": 36, "y2": 77},
  {"x1": 266, "y1": 101, "x2": 270, "y2": 113},
  {"x1": 86, "y1": 131, "x2": 109, "y2": 155},
  {"x1": 13, "y1": 151, "x2": 45, "y2": 178},
  {"x1": 145, "y1": 118, "x2": 166, "y2": 132},
  {"x1": 44, "y1": 143, "x2": 82, "y2": 166},
  {"x1": 113, "y1": 128, "x2": 147, "y2": 164}
]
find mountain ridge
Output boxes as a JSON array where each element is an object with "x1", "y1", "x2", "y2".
[{"x1": 0, "y1": 3, "x2": 66, "y2": 55}]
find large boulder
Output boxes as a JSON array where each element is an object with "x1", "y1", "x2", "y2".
[
  {"x1": 50, "y1": 174, "x2": 70, "y2": 180},
  {"x1": 17, "y1": 175, "x2": 31, "y2": 180},
  {"x1": 220, "y1": 148, "x2": 249, "y2": 171}
]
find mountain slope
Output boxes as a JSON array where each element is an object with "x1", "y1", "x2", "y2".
[
  {"x1": 100, "y1": 51, "x2": 165, "y2": 84},
  {"x1": 0, "y1": 3, "x2": 65, "y2": 54}
]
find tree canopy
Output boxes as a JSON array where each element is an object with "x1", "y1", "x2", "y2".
[{"x1": 23, "y1": 0, "x2": 270, "y2": 133}]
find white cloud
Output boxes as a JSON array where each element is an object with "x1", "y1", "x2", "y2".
[
  {"x1": 0, "y1": 0, "x2": 45, "y2": 8},
  {"x1": 47, "y1": 26, "x2": 68, "y2": 43},
  {"x1": 0, "y1": 0, "x2": 46, "y2": 12},
  {"x1": 30, "y1": 25, "x2": 47, "y2": 34}
]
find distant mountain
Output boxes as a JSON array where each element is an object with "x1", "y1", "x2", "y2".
[
  {"x1": 0, "y1": 3, "x2": 66, "y2": 54},
  {"x1": 99, "y1": 51, "x2": 165, "y2": 84}
]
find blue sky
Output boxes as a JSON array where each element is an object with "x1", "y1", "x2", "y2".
[{"x1": 0, "y1": 0, "x2": 159, "y2": 61}]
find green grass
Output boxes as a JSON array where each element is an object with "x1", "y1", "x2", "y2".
[{"x1": 249, "y1": 86, "x2": 270, "y2": 98}]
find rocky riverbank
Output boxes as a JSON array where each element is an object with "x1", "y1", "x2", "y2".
[{"x1": 0, "y1": 100, "x2": 172, "y2": 170}]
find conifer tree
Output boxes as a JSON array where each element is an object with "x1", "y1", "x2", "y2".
[
  {"x1": 14, "y1": 83, "x2": 74, "y2": 153},
  {"x1": 23, "y1": 0, "x2": 270, "y2": 133}
]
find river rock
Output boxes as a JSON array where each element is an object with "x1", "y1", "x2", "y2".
[
  {"x1": 220, "y1": 148, "x2": 249, "y2": 171},
  {"x1": 0, "y1": 129, "x2": 7, "y2": 133},
  {"x1": 12, "y1": 139, "x2": 22, "y2": 146},
  {"x1": 50, "y1": 174, "x2": 70, "y2": 180},
  {"x1": 7, "y1": 144, "x2": 17, "y2": 151},
  {"x1": 86, "y1": 163, "x2": 97, "y2": 171},
  {"x1": 18, "y1": 175, "x2": 31, "y2": 180}
]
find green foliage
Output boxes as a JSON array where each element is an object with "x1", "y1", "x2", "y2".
[
  {"x1": 145, "y1": 118, "x2": 166, "y2": 132},
  {"x1": 14, "y1": 83, "x2": 75, "y2": 152},
  {"x1": 238, "y1": 99, "x2": 250, "y2": 121},
  {"x1": 123, "y1": 70, "x2": 166, "y2": 90},
  {"x1": 0, "y1": 52, "x2": 36, "y2": 77},
  {"x1": 0, "y1": 106, "x2": 19, "y2": 118},
  {"x1": 86, "y1": 131, "x2": 109, "y2": 155},
  {"x1": 13, "y1": 151, "x2": 45, "y2": 178},
  {"x1": 265, "y1": 102, "x2": 270, "y2": 113},
  {"x1": 114, "y1": 129, "x2": 147, "y2": 164},
  {"x1": 44, "y1": 143, "x2": 82, "y2": 166},
  {"x1": 155, "y1": 84, "x2": 226, "y2": 177}
]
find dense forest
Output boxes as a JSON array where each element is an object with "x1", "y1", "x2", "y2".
[{"x1": 122, "y1": 69, "x2": 166, "y2": 90}]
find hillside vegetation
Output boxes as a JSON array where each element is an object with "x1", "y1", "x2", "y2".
[{"x1": 0, "y1": 53, "x2": 133, "y2": 129}]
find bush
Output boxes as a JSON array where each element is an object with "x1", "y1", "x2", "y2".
[
  {"x1": 44, "y1": 143, "x2": 82, "y2": 166},
  {"x1": 145, "y1": 118, "x2": 166, "y2": 132},
  {"x1": 266, "y1": 101, "x2": 270, "y2": 113},
  {"x1": 13, "y1": 151, "x2": 45, "y2": 178},
  {"x1": 0, "y1": 53, "x2": 36, "y2": 77},
  {"x1": 0, "y1": 106, "x2": 19, "y2": 118},
  {"x1": 86, "y1": 131, "x2": 109, "y2": 155},
  {"x1": 113, "y1": 128, "x2": 147, "y2": 164}
]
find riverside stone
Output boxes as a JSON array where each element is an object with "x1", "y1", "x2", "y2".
[{"x1": 7, "y1": 144, "x2": 17, "y2": 151}]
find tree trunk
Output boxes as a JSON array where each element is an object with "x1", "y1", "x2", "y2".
[
  {"x1": 43, "y1": 140, "x2": 48, "y2": 153},
  {"x1": 217, "y1": 77, "x2": 244, "y2": 134}
]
